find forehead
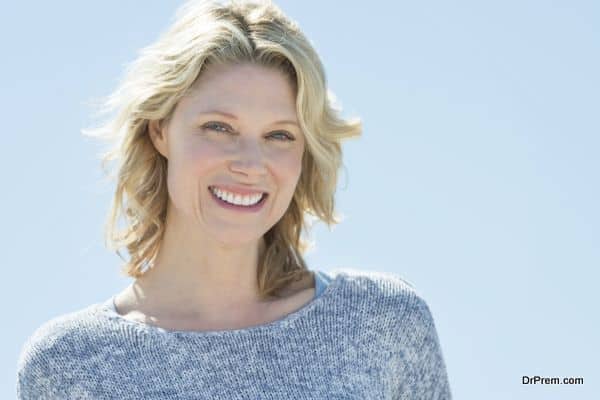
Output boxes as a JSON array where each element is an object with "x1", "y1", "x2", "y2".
[{"x1": 180, "y1": 63, "x2": 297, "y2": 119}]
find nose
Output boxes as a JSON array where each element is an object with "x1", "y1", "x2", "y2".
[{"x1": 229, "y1": 136, "x2": 268, "y2": 177}]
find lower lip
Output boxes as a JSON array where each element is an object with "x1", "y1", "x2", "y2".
[{"x1": 208, "y1": 187, "x2": 268, "y2": 213}]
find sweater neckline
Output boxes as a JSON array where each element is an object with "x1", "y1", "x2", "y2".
[{"x1": 96, "y1": 269, "x2": 339, "y2": 337}]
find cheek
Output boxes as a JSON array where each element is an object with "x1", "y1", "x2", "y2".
[
  {"x1": 166, "y1": 142, "x2": 221, "y2": 201},
  {"x1": 178, "y1": 141, "x2": 222, "y2": 173},
  {"x1": 269, "y1": 148, "x2": 303, "y2": 189}
]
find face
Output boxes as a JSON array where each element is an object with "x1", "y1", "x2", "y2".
[{"x1": 149, "y1": 62, "x2": 305, "y2": 246}]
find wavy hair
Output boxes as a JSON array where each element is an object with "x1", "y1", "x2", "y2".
[{"x1": 82, "y1": 0, "x2": 362, "y2": 300}]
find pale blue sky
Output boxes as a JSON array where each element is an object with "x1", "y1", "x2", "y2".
[{"x1": 3, "y1": 1, "x2": 598, "y2": 398}]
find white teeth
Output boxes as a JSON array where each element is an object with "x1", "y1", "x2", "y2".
[{"x1": 210, "y1": 187, "x2": 264, "y2": 206}]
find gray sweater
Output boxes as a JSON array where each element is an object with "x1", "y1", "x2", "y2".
[{"x1": 16, "y1": 268, "x2": 452, "y2": 399}]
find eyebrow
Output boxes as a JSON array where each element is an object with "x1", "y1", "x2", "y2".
[{"x1": 197, "y1": 110, "x2": 300, "y2": 127}]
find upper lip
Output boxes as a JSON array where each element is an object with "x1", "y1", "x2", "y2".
[{"x1": 209, "y1": 184, "x2": 269, "y2": 196}]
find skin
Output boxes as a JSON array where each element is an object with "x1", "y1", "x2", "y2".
[{"x1": 113, "y1": 62, "x2": 315, "y2": 331}]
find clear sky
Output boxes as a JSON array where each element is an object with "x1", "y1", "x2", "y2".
[{"x1": 3, "y1": 1, "x2": 598, "y2": 398}]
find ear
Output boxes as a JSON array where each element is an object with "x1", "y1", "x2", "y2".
[{"x1": 148, "y1": 119, "x2": 169, "y2": 159}]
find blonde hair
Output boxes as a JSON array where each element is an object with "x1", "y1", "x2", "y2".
[{"x1": 83, "y1": 0, "x2": 362, "y2": 299}]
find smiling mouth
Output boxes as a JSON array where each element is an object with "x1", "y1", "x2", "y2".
[{"x1": 207, "y1": 186, "x2": 269, "y2": 208}]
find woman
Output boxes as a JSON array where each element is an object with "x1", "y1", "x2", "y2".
[{"x1": 17, "y1": 0, "x2": 452, "y2": 398}]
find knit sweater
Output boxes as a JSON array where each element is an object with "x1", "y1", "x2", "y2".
[{"x1": 16, "y1": 268, "x2": 452, "y2": 399}]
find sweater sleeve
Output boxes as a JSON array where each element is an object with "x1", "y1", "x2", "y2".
[
  {"x1": 394, "y1": 293, "x2": 453, "y2": 400},
  {"x1": 16, "y1": 321, "x2": 66, "y2": 400},
  {"x1": 16, "y1": 343, "x2": 59, "y2": 399}
]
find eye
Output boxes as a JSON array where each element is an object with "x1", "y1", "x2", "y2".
[
  {"x1": 203, "y1": 122, "x2": 231, "y2": 133},
  {"x1": 202, "y1": 121, "x2": 295, "y2": 142},
  {"x1": 269, "y1": 131, "x2": 295, "y2": 141}
]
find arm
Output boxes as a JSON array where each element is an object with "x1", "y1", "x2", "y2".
[
  {"x1": 16, "y1": 345, "x2": 60, "y2": 399},
  {"x1": 393, "y1": 294, "x2": 453, "y2": 400}
]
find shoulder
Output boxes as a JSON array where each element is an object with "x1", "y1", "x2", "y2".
[
  {"x1": 16, "y1": 304, "x2": 106, "y2": 398},
  {"x1": 319, "y1": 267, "x2": 431, "y2": 321},
  {"x1": 321, "y1": 266, "x2": 419, "y2": 302},
  {"x1": 325, "y1": 267, "x2": 416, "y2": 289},
  {"x1": 322, "y1": 269, "x2": 450, "y2": 391},
  {"x1": 18, "y1": 304, "x2": 102, "y2": 356},
  {"x1": 321, "y1": 267, "x2": 439, "y2": 333},
  {"x1": 319, "y1": 268, "x2": 451, "y2": 395}
]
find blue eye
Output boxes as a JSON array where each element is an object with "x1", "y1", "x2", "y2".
[
  {"x1": 269, "y1": 132, "x2": 295, "y2": 141},
  {"x1": 203, "y1": 122, "x2": 295, "y2": 141},
  {"x1": 204, "y1": 122, "x2": 231, "y2": 133}
]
